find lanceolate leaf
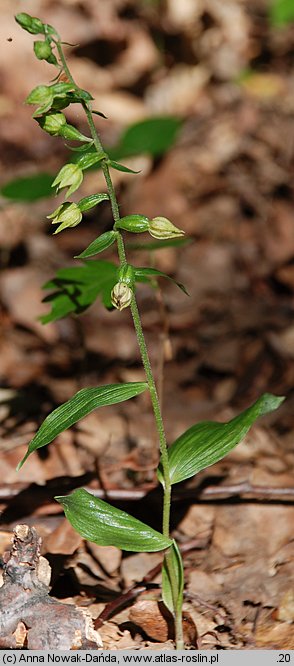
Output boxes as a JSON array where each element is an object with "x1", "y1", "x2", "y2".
[
  {"x1": 77, "y1": 193, "x2": 109, "y2": 212},
  {"x1": 159, "y1": 393, "x2": 285, "y2": 486},
  {"x1": 135, "y1": 267, "x2": 189, "y2": 296},
  {"x1": 108, "y1": 160, "x2": 140, "y2": 174},
  {"x1": 162, "y1": 540, "x2": 184, "y2": 616},
  {"x1": 76, "y1": 151, "x2": 106, "y2": 170},
  {"x1": 75, "y1": 231, "x2": 117, "y2": 259},
  {"x1": 56, "y1": 489, "x2": 172, "y2": 552},
  {"x1": 17, "y1": 382, "x2": 147, "y2": 469}
]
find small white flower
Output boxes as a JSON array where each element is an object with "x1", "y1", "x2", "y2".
[
  {"x1": 111, "y1": 282, "x2": 133, "y2": 311},
  {"x1": 148, "y1": 216, "x2": 184, "y2": 240}
]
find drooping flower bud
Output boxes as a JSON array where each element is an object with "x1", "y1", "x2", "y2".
[
  {"x1": 52, "y1": 163, "x2": 83, "y2": 198},
  {"x1": 111, "y1": 282, "x2": 133, "y2": 311},
  {"x1": 33, "y1": 40, "x2": 53, "y2": 61},
  {"x1": 47, "y1": 202, "x2": 82, "y2": 234},
  {"x1": 15, "y1": 13, "x2": 56, "y2": 37},
  {"x1": 15, "y1": 13, "x2": 45, "y2": 35},
  {"x1": 38, "y1": 112, "x2": 67, "y2": 136},
  {"x1": 148, "y1": 217, "x2": 184, "y2": 240}
]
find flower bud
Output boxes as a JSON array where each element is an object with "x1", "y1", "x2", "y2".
[
  {"x1": 116, "y1": 215, "x2": 149, "y2": 234},
  {"x1": 47, "y1": 202, "x2": 82, "y2": 234},
  {"x1": 15, "y1": 13, "x2": 45, "y2": 35},
  {"x1": 111, "y1": 282, "x2": 133, "y2": 311},
  {"x1": 52, "y1": 163, "x2": 83, "y2": 198},
  {"x1": 148, "y1": 217, "x2": 184, "y2": 240},
  {"x1": 38, "y1": 112, "x2": 66, "y2": 136},
  {"x1": 33, "y1": 40, "x2": 53, "y2": 61}
]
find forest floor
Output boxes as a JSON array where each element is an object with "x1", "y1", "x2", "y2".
[{"x1": 0, "y1": 0, "x2": 294, "y2": 650}]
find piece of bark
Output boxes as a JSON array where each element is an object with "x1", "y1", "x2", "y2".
[
  {"x1": 129, "y1": 600, "x2": 197, "y2": 646},
  {"x1": 0, "y1": 525, "x2": 102, "y2": 650}
]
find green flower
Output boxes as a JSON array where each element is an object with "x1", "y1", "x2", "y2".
[
  {"x1": 148, "y1": 217, "x2": 184, "y2": 240},
  {"x1": 47, "y1": 202, "x2": 82, "y2": 234},
  {"x1": 52, "y1": 163, "x2": 83, "y2": 198}
]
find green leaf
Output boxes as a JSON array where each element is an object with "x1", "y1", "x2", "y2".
[
  {"x1": 78, "y1": 193, "x2": 109, "y2": 212},
  {"x1": 76, "y1": 152, "x2": 106, "y2": 170},
  {"x1": 134, "y1": 267, "x2": 189, "y2": 296},
  {"x1": 17, "y1": 382, "x2": 147, "y2": 469},
  {"x1": 108, "y1": 160, "x2": 140, "y2": 174},
  {"x1": 70, "y1": 117, "x2": 182, "y2": 171},
  {"x1": 59, "y1": 124, "x2": 92, "y2": 143},
  {"x1": 75, "y1": 89, "x2": 94, "y2": 102},
  {"x1": 56, "y1": 488, "x2": 172, "y2": 552},
  {"x1": 269, "y1": 0, "x2": 294, "y2": 26},
  {"x1": 75, "y1": 231, "x2": 117, "y2": 259},
  {"x1": 50, "y1": 82, "x2": 74, "y2": 96},
  {"x1": 40, "y1": 260, "x2": 118, "y2": 322},
  {"x1": 109, "y1": 117, "x2": 182, "y2": 159},
  {"x1": 1, "y1": 173, "x2": 54, "y2": 201},
  {"x1": 159, "y1": 394, "x2": 285, "y2": 486},
  {"x1": 162, "y1": 541, "x2": 184, "y2": 615}
]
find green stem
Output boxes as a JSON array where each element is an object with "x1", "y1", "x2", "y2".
[
  {"x1": 55, "y1": 38, "x2": 183, "y2": 647},
  {"x1": 129, "y1": 297, "x2": 171, "y2": 536}
]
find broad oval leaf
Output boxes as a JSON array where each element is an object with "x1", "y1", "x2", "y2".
[
  {"x1": 17, "y1": 382, "x2": 147, "y2": 469},
  {"x1": 75, "y1": 231, "x2": 117, "y2": 259},
  {"x1": 160, "y1": 393, "x2": 285, "y2": 486},
  {"x1": 56, "y1": 489, "x2": 172, "y2": 552},
  {"x1": 110, "y1": 117, "x2": 182, "y2": 159}
]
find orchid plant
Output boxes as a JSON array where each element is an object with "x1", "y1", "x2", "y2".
[{"x1": 15, "y1": 12, "x2": 284, "y2": 649}]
